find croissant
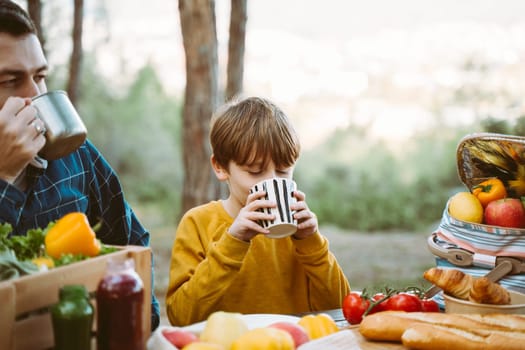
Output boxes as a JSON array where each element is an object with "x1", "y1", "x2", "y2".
[
  {"x1": 423, "y1": 267, "x2": 474, "y2": 300},
  {"x1": 469, "y1": 277, "x2": 511, "y2": 305}
]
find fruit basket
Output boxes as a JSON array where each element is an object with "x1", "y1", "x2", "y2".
[{"x1": 428, "y1": 133, "x2": 525, "y2": 302}]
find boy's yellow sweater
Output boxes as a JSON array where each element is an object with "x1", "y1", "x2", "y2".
[{"x1": 166, "y1": 200, "x2": 350, "y2": 326}]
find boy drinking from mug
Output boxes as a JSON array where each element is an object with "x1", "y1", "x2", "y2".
[{"x1": 166, "y1": 96, "x2": 350, "y2": 326}]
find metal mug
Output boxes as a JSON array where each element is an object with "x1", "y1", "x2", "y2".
[{"x1": 32, "y1": 90, "x2": 87, "y2": 160}]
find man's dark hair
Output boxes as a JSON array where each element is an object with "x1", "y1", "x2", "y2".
[{"x1": 0, "y1": 0, "x2": 36, "y2": 36}]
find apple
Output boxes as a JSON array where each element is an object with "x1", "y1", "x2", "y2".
[
  {"x1": 162, "y1": 328, "x2": 199, "y2": 348},
  {"x1": 268, "y1": 321, "x2": 310, "y2": 348},
  {"x1": 484, "y1": 198, "x2": 525, "y2": 228}
]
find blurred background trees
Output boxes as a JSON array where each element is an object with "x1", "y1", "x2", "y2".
[{"x1": 17, "y1": 0, "x2": 525, "y2": 232}]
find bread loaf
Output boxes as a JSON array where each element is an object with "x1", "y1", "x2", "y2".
[
  {"x1": 460, "y1": 313, "x2": 525, "y2": 331},
  {"x1": 469, "y1": 276, "x2": 511, "y2": 305},
  {"x1": 359, "y1": 311, "x2": 525, "y2": 350},
  {"x1": 423, "y1": 267, "x2": 473, "y2": 299},
  {"x1": 401, "y1": 323, "x2": 525, "y2": 350},
  {"x1": 358, "y1": 311, "x2": 509, "y2": 342}
]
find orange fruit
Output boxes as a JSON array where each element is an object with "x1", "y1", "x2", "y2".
[{"x1": 448, "y1": 192, "x2": 483, "y2": 223}]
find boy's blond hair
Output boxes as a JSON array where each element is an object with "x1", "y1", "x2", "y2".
[{"x1": 210, "y1": 96, "x2": 301, "y2": 170}]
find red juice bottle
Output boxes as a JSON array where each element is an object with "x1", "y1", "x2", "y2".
[{"x1": 96, "y1": 258, "x2": 145, "y2": 350}]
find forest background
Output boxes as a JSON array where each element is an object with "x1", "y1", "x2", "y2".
[{"x1": 13, "y1": 0, "x2": 525, "y2": 318}]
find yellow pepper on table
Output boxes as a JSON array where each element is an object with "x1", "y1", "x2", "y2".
[
  {"x1": 44, "y1": 212, "x2": 101, "y2": 259},
  {"x1": 230, "y1": 327, "x2": 295, "y2": 350},
  {"x1": 297, "y1": 313, "x2": 339, "y2": 340}
]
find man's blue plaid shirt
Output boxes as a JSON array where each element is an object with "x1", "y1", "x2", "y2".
[{"x1": 0, "y1": 140, "x2": 160, "y2": 329}]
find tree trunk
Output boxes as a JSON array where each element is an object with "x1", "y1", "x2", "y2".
[
  {"x1": 225, "y1": 0, "x2": 247, "y2": 101},
  {"x1": 178, "y1": 0, "x2": 218, "y2": 214},
  {"x1": 26, "y1": 0, "x2": 46, "y2": 55},
  {"x1": 67, "y1": 0, "x2": 84, "y2": 106},
  {"x1": 211, "y1": 0, "x2": 248, "y2": 199}
]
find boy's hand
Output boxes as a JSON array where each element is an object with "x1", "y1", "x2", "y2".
[
  {"x1": 228, "y1": 190, "x2": 276, "y2": 242},
  {"x1": 291, "y1": 190, "x2": 318, "y2": 239}
]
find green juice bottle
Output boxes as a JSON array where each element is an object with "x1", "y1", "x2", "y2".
[{"x1": 51, "y1": 284, "x2": 94, "y2": 350}]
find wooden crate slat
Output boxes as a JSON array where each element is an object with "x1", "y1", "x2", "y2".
[
  {"x1": 0, "y1": 245, "x2": 151, "y2": 350},
  {"x1": 0, "y1": 283, "x2": 15, "y2": 350},
  {"x1": 13, "y1": 312, "x2": 53, "y2": 350}
]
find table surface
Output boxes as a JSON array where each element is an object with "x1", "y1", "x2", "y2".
[
  {"x1": 298, "y1": 327, "x2": 406, "y2": 350},
  {"x1": 300, "y1": 309, "x2": 406, "y2": 349}
]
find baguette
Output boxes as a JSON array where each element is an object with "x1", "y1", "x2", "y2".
[
  {"x1": 359, "y1": 311, "x2": 488, "y2": 341},
  {"x1": 460, "y1": 313, "x2": 525, "y2": 331},
  {"x1": 401, "y1": 323, "x2": 525, "y2": 350},
  {"x1": 359, "y1": 311, "x2": 525, "y2": 342}
]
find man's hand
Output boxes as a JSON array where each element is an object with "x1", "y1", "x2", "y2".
[{"x1": 0, "y1": 97, "x2": 46, "y2": 183}]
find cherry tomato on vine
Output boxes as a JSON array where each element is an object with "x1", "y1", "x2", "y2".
[
  {"x1": 420, "y1": 298, "x2": 440, "y2": 312},
  {"x1": 383, "y1": 293, "x2": 423, "y2": 312},
  {"x1": 370, "y1": 292, "x2": 387, "y2": 313},
  {"x1": 342, "y1": 292, "x2": 370, "y2": 324}
]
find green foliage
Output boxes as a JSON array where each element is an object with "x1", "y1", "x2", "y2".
[
  {"x1": 51, "y1": 55, "x2": 184, "y2": 223},
  {"x1": 47, "y1": 54, "x2": 525, "y2": 233},
  {"x1": 514, "y1": 116, "x2": 525, "y2": 136},
  {"x1": 0, "y1": 223, "x2": 47, "y2": 261},
  {"x1": 295, "y1": 125, "x2": 467, "y2": 231},
  {"x1": 481, "y1": 117, "x2": 511, "y2": 134}
]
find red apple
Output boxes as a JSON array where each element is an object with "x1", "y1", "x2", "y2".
[
  {"x1": 268, "y1": 321, "x2": 310, "y2": 348},
  {"x1": 162, "y1": 328, "x2": 199, "y2": 348},
  {"x1": 484, "y1": 198, "x2": 525, "y2": 228}
]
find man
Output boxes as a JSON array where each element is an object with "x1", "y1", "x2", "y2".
[{"x1": 0, "y1": 0, "x2": 160, "y2": 330}]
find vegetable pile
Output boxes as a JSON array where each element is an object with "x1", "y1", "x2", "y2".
[{"x1": 0, "y1": 212, "x2": 117, "y2": 281}]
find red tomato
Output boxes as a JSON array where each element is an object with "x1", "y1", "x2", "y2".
[
  {"x1": 369, "y1": 292, "x2": 386, "y2": 314},
  {"x1": 342, "y1": 292, "x2": 370, "y2": 324},
  {"x1": 420, "y1": 298, "x2": 440, "y2": 312},
  {"x1": 383, "y1": 293, "x2": 423, "y2": 312}
]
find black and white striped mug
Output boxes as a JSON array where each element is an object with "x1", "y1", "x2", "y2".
[{"x1": 250, "y1": 177, "x2": 298, "y2": 238}]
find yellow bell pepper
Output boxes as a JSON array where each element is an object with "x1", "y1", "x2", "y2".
[
  {"x1": 472, "y1": 177, "x2": 507, "y2": 207},
  {"x1": 31, "y1": 256, "x2": 55, "y2": 269},
  {"x1": 45, "y1": 212, "x2": 101, "y2": 259},
  {"x1": 297, "y1": 313, "x2": 339, "y2": 340},
  {"x1": 199, "y1": 311, "x2": 248, "y2": 349},
  {"x1": 230, "y1": 327, "x2": 294, "y2": 350}
]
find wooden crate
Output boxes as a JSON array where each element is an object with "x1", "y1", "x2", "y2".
[{"x1": 0, "y1": 245, "x2": 152, "y2": 350}]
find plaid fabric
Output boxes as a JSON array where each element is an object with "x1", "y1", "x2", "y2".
[{"x1": 0, "y1": 140, "x2": 160, "y2": 329}]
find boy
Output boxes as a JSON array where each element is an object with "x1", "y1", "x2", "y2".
[{"x1": 166, "y1": 96, "x2": 350, "y2": 326}]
